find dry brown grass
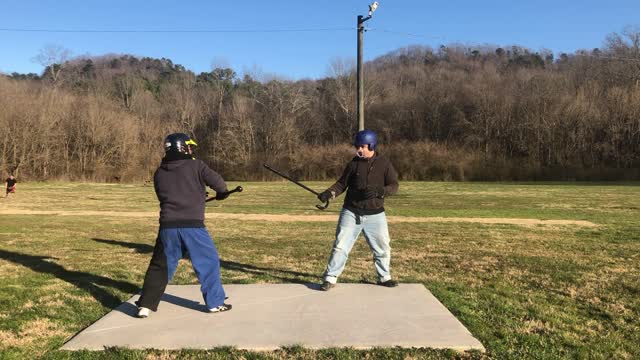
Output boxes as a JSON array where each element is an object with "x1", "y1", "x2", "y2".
[
  {"x1": 0, "y1": 262, "x2": 28, "y2": 278},
  {"x1": 0, "y1": 209, "x2": 598, "y2": 229},
  {"x1": 143, "y1": 352, "x2": 180, "y2": 360},
  {"x1": 0, "y1": 318, "x2": 68, "y2": 350}
]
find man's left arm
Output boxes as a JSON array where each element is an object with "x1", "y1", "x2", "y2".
[
  {"x1": 365, "y1": 161, "x2": 398, "y2": 199},
  {"x1": 383, "y1": 162, "x2": 399, "y2": 197},
  {"x1": 200, "y1": 162, "x2": 227, "y2": 195}
]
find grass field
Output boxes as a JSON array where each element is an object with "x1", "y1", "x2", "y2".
[{"x1": 0, "y1": 181, "x2": 638, "y2": 359}]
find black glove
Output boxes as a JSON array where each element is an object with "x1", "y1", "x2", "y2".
[
  {"x1": 215, "y1": 190, "x2": 230, "y2": 201},
  {"x1": 317, "y1": 190, "x2": 332, "y2": 203},
  {"x1": 364, "y1": 186, "x2": 385, "y2": 199}
]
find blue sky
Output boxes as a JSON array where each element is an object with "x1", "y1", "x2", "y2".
[{"x1": 1, "y1": 0, "x2": 638, "y2": 80}]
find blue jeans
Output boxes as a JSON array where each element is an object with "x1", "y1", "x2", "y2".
[
  {"x1": 138, "y1": 227, "x2": 226, "y2": 311},
  {"x1": 323, "y1": 208, "x2": 392, "y2": 284}
]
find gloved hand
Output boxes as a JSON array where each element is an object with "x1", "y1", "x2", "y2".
[
  {"x1": 317, "y1": 190, "x2": 332, "y2": 203},
  {"x1": 364, "y1": 186, "x2": 385, "y2": 199},
  {"x1": 215, "y1": 190, "x2": 230, "y2": 201}
]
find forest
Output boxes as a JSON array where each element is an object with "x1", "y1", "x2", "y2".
[{"x1": 1, "y1": 28, "x2": 639, "y2": 181}]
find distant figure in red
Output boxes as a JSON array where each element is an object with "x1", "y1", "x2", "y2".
[{"x1": 5, "y1": 175, "x2": 17, "y2": 197}]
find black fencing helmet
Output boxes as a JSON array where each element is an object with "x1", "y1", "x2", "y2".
[{"x1": 164, "y1": 133, "x2": 198, "y2": 155}]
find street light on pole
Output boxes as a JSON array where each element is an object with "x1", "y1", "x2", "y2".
[{"x1": 357, "y1": 1, "x2": 379, "y2": 131}]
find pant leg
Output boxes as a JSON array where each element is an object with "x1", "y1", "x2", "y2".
[
  {"x1": 180, "y1": 227, "x2": 226, "y2": 309},
  {"x1": 137, "y1": 229, "x2": 182, "y2": 311},
  {"x1": 361, "y1": 212, "x2": 392, "y2": 282},
  {"x1": 323, "y1": 208, "x2": 363, "y2": 284}
]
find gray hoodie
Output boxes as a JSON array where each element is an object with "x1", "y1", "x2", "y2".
[{"x1": 153, "y1": 158, "x2": 227, "y2": 228}]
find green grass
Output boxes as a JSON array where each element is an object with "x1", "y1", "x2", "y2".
[{"x1": 0, "y1": 182, "x2": 639, "y2": 359}]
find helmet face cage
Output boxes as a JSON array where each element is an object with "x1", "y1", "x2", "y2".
[
  {"x1": 164, "y1": 133, "x2": 198, "y2": 155},
  {"x1": 353, "y1": 129, "x2": 378, "y2": 151}
]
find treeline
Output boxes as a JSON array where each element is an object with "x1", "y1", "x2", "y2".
[{"x1": 1, "y1": 28, "x2": 639, "y2": 182}]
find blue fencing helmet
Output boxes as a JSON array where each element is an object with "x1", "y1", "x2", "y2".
[{"x1": 353, "y1": 129, "x2": 378, "y2": 150}]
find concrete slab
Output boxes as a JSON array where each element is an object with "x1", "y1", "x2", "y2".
[{"x1": 61, "y1": 284, "x2": 484, "y2": 352}]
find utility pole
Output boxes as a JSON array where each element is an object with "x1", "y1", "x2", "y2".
[{"x1": 357, "y1": 1, "x2": 379, "y2": 131}]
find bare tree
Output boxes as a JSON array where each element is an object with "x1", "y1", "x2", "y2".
[
  {"x1": 325, "y1": 58, "x2": 357, "y2": 139},
  {"x1": 33, "y1": 44, "x2": 72, "y2": 84}
]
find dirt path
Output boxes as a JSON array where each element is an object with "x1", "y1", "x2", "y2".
[{"x1": 0, "y1": 209, "x2": 597, "y2": 227}]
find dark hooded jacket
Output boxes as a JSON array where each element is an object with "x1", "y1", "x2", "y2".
[
  {"x1": 153, "y1": 154, "x2": 227, "y2": 228},
  {"x1": 327, "y1": 153, "x2": 399, "y2": 215}
]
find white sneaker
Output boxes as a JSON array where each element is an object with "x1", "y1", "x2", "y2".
[
  {"x1": 137, "y1": 307, "x2": 150, "y2": 318},
  {"x1": 208, "y1": 303, "x2": 232, "y2": 313}
]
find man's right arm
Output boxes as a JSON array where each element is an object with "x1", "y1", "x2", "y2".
[
  {"x1": 328, "y1": 162, "x2": 352, "y2": 196},
  {"x1": 318, "y1": 162, "x2": 352, "y2": 202},
  {"x1": 153, "y1": 170, "x2": 161, "y2": 201}
]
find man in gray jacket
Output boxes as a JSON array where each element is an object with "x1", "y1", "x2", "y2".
[{"x1": 136, "y1": 133, "x2": 231, "y2": 318}]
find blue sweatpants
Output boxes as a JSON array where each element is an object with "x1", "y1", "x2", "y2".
[{"x1": 137, "y1": 227, "x2": 226, "y2": 311}]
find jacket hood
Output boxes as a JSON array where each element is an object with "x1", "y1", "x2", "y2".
[
  {"x1": 160, "y1": 160, "x2": 192, "y2": 171},
  {"x1": 160, "y1": 152, "x2": 193, "y2": 170}
]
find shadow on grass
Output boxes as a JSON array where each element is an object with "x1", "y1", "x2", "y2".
[
  {"x1": 93, "y1": 238, "x2": 151, "y2": 254},
  {"x1": 0, "y1": 249, "x2": 139, "y2": 309},
  {"x1": 92, "y1": 238, "x2": 319, "y2": 285}
]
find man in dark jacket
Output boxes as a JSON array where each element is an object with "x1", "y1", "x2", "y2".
[
  {"x1": 317, "y1": 129, "x2": 399, "y2": 291},
  {"x1": 5, "y1": 175, "x2": 16, "y2": 197},
  {"x1": 136, "y1": 133, "x2": 231, "y2": 318}
]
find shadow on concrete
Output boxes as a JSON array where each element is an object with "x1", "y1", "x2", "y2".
[
  {"x1": 220, "y1": 259, "x2": 316, "y2": 284},
  {"x1": 115, "y1": 293, "x2": 205, "y2": 317},
  {"x1": 92, "y1": 238, "x2": 320, "y2": 285},
  {"x1": 114, "y1": 301, "x2": 140, "y2": 316},
  {"x1": 0, "y1": 249, "x2": 139, "y2": 309},
  {"x1": 304, "y1": 283, "x2": 323, "y2": 291}
]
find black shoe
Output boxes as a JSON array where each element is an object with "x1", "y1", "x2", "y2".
[
  {"x1": 208, "y1": 303, "x2": 232, "y2": 313},
  {"x1": 377, "y1": 279, "x2": 398, "y2": 287},
  {"x1": 320, "y1": 281, "x2": 335, "y2": 291}
]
